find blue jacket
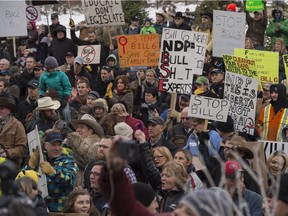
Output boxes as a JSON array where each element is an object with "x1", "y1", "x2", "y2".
[
  {"x1": 39, "y1": 70, "x2": 72, "y2": 99},
  {"x1": 184, "y1": 130, "x2": 222, "y2": 157}
]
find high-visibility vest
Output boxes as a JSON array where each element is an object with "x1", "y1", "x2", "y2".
[{"x1": 262, "y1": 105, "x2": 288, "y2": 141}]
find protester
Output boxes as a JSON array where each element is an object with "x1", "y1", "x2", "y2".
[
  {"x1": 154, "y1": 11, "x2": 168, "y2": 35},
  {"x1": 170, "y1": 12, "x2": 191, "y2": 30},
  {"x1": 91, "y1": 98, "x2": 108, "y2": 122},
  {"x1": 267, "y1": 150, "x2": 288, "y2": 180},
  {"x1": 59, "y1": 52, "x2": 75, "y2": 73},
  {"x1": 194, "y1": 75, "x2": 219, "y2": 98},
  {"x1": 275, "y1": 173, "x2": 288, "y2": 216},
  {"x1": 86, "y1": 91, "x2": 100, "y2": 109},
  {"x1": 245, "y1": 37, "x2": 255, "y2": 49},
  {"x1": 124, "y1": 15, "x2": 140, "y2": 35},
  {"x1": 140, "y1": 18, "x2": 156, "y2": 34},
  {"x1": 272, "y1": 38, "x2": 287, "y2": 82},
  {"x1": 209, "y1": 67, "x2": 225, "y2": 99}
]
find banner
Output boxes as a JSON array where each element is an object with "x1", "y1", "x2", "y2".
[
  {"x1": 234, "y1": 48, "x2": 279, "y2": 83},
  {"x1": 213, "y1": 10, "x2": 245, "y2": 57},
  {"x1": 188, "y1": 95, "x2": 229, "y2": 122},
  {"x1": 0, "y1": 0, "x2": 27, "y2": 37},
  {"x1": 259, "y1": 140, "x2": 288, "y2": 161},
  {"x1": 27, "y1": 126, "x2": 48, "y2": 198},
  {"x1": 77, "y1": 45, "x2": 101, "y2": 64},
  {"x1": 246, "y1": 0, "x2": 264, "y2": 11},
  {"x1": 283, "y1": 54, "x2": 288, "y2": 81},
  {"x1": 158, "y1": 28, "x2": 208, "y2": 94},
  {"x1": 82, "y1": 0, "x2": 125, "y2": 26},
  {"x1": 117, "y1": 34, "x2": 159, "y2": 67},
  {"x1": 224, "y1": 71, "x2": 258, "y2": 135}
]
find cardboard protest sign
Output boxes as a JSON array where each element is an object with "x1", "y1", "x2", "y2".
[
  {"x1": 224, "y1": 71, "x2": 258, "y2": 135},
  {"x1": 26, "y1": 5, "x2": 41, "y2": 22},
  {"x1": 27, "y1": 126, "x2": 48, "y2": 198},
  {"x1": 234, "y1": 48, "x2": 279, "y2": 83},
  {"x1": 246, "y1": 0, "x2": 264, "y2": 11},
  {"x1": 78, "y1": 45, "x2": 101, "y2": 64},
  {"x1": 83, "y1": 0, "x2": 125, "y2": 26},
  {"x1": 158, "y1": 28, "x2": 208, "y2": 94},
  {"x1": 223, "y1": 54, "x2": 258, "y2": 78},
  {"x1": 213, "y1": 10, "x2": 245, "y2": 57},
  {"x1": 0, "y1": 0, "x2": 27, "y2": 37},
  {"x1": 117, "y1": 34, "x2": 159, "y2": 67},
  {"x1": 259, "y1": 140, "x2": 288, "y2": 161},
  {"x1": 188, "y1": 95, "x2": 229, "y2": 122}
]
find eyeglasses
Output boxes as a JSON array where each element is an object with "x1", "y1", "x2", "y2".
[
  {"x1": 174, "y1": 17, "x2": 182, "y2": 20},
  {"x1": 202, "y1": 16, "x2": 210, "y2": 19},
  {"x1": 153, "y1": 155, "x2": 164, "y2": 160},
  {"x1": 96, "y1": 144, "x2": 109, "y2": 149},
  {"x1": 89, "y1": 171, "x2": 101, "y2": 177}
]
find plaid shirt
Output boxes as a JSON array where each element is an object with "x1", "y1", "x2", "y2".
[
  {"x1": 124, "y1": 166, "x2": 137, "y2": 184},
  {"x1": 24, "y1": 154, "x2": 78, "y2": 212}
]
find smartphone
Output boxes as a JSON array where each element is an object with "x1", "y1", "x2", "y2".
[{"x1": 116, "y1": 139, "x2": 140, "y2": 161}]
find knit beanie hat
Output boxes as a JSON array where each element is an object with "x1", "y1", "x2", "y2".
[
  {"x1": 226, "y1": 3, "x2": 236, "y2": 12},
  {"x1": 215, "y1": 115, "x2": 234, "y2": 133},
  {"x1": 132, "y1": 182, "x2": 155, "y2": 207},
  {"x1": 16, "y1": 170, "x2": 40, "y2": 184},
  {"x1": 180, "y1": 188, "x2": 233, "y2": 216},
  {"x1": 114, "y1": 122, "x2": 133, "y2": 137},
  {"x1": 44, "y1": 56, "x2": 59, "y2": 69}
]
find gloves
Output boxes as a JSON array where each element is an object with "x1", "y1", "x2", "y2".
[
  {"x1": 40, "y1": 161, "x2": 55, "y2": 176},
  {"x1": 29, "y1": 147, "x2": 40, "y2": 169},
  {"x1": 61, "y1": 95, "x2": 69, "y2": 108},
  {"x1": 69, "y1": 18, "x2": 75, "y2": 29},
  {"x1": 86, "y1": 65, "x2": 92, "y2": 72},
  {"x1": 106, "y1": 83, "x2": 113, "y2": 99}
]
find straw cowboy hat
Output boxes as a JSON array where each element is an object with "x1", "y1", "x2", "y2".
[
  {"x1": 71, "y1": 114, "x2": 104, "y2": 138},
  {"x1": 0, "y1": 96, "x2": 17, "y2": 113},
  {"x1": 35, "y1": 97, "x2": 61, "y2": 111},
  {"x1": 156, "y1": 11, "x2": 168, "y2": 22}
]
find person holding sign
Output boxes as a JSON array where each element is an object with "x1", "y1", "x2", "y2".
[
  {"x1": 244, "y1": 0, "x2": 267, "y2": 50},
  {"x1": 266, "y1": 8, "x2": 288, "y2": 48},
  {"x1": 194, "y1": 76, "x2": 219, "y2": 98},
  {"x1": 258, "y1": 83, "x2": 288, "y2": 141}
]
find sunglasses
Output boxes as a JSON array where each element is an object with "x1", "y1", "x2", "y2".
[{"x1": 174, "y1": 17, "x2": 182, "y2": 20}]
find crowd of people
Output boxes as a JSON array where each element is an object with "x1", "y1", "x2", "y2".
[{"x1": 0, "y1": 1, "x2": 288, "y2": 216}]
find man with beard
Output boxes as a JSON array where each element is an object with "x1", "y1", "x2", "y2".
[{"x1": 195, "y1": 10, "x2": 213, "y2": 54}]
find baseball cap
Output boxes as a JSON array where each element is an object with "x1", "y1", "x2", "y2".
[
  {"x1": 210, "y1": 68, "x2": 224, "y2": 75},
  {"x1": 147, "y1": 116, "x2": 165, "y2": 126},
  {"x1": 225, "y1": 161, "x2": 243, "y2": 179},
  {"x1": 262, "y1": 82, "x2": 272, "y2": 91},
  {"x1": 74, "y1": 56, "x2": 84, "y2": 65},
  {"x1": 0, "y1": 70, "x2": 11, "y2": 76},
  {"x1": 45, "y1": 131, "x2": 63, "y2": 143},
  {"x1": 66, "y1": 52, "x2": 74, "y2": 57},
  {"x1": 28, "y1": 80, "x2": 39, "y2": 89},
  {"x1": 51, "y1": 13, "x2": 58, "y2": 19},
  {"x1": 34, "y1": 63, "x2": 43, "y2": 71},
  {"x1": 131, "y1": 15, "x2": 139, "y2": 21},
  {"x1": 195, "y1": 76, "x2": 209, "y2": 85}
]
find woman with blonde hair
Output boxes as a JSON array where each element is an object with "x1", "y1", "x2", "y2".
[
  {"x1": 245, "y1": 37, "x2": 254, "y2": 49},
  {"x1": 267, "y1": 150, "x2": 288, "y2": 178},
  {"x1": 63, "y1": 189, "x2": 99, "y2": 216},
  {"x1": 272, "y1": 38, "x2": 287, "y2": 82}
]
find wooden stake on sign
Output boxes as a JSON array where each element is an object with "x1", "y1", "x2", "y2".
[
  {"x1": 164, "y1": 93, "x2": 177, "y2": 130},
  {"x1": 204, "y1": 119, "x2": 209, "y2": 131},
  {"x1": 68, "y1": 0, "x2": 72, "y2": 19},
  {"x1": 13, "y1": 37, "x2": 16, "y2": 58}
]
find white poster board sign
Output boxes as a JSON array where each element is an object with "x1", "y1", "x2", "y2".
[
  {"x1": 27, "y1": 126, "x2": 48, "y2": 198},
  {"x1": 0, "y1": 0, "x2": 27, "y2": 37},
  {"x1": 159, "y1": 28, "x2": 207, "y2": 94},
  {"x1": 224, "y1": 71, "x2": 258, "y2": 135},
  {"x1": 82, "y1": 0, "x2": 125, "y2": 26},
  {"x1": 259, "y1": 140, "x2": 288, "y2": 161},
  {"x1": 213, "y1": 10, "x2": 245, "y2": 57},
  {"x1": 188, "y1": 95, "x2": 229, "y2": 122},
  {"x1": 77, "y1": 45, "x2": 101, "y2": 64}
]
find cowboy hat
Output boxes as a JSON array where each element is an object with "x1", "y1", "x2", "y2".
[
  {"x1": 71, "y1": 114, "x2": 104, "y2": 138},
  {"x1": 35, "y1": 97, "x2": 61, "y2": 111},
  {"x1": 0, "y1": 96, "x2": 17, "y2": 113},
  {"x1": 156, "y1": 11, "x2": 168, "y2": 22},
  {"x1": 222, "y1": 136, "x2": 254, "y2": 159}
]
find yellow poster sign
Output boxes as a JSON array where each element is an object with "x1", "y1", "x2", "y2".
[
  {"x1": 234, "y1": 48, "x2": 279, "y2": 83},
  {"x1": 117, "y1": 34, "x2": 160, "y2": 67},
  {"x1": 283, "y1": 54, "x2": 288, "y2": 80}
]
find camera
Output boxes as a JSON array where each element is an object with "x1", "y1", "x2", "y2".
[{"x1": 116, "y1": 139, "x2": 140, "y2": 161}]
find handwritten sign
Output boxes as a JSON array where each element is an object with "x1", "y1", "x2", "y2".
[
  {"x1": 0, "y1": 0, "x2": 27, "y2": 37},
  {"x1": 27, "y1": 126, "x2": 48, "y2": 198},
  {"x1": 259, "y1": 140, "x2": 288, "y2": 161},
  {"x1": 234, "y1": 48, "x2": 279, "y2": 83},
  {"x1": 224, "y1": 71, "x2": 258, "y2": 135},
  {"x1": 83, "y1": 0, "x2": 125, "y2": 26},
  {"x1": 158, "y1": 28, "x2": 207, "y2": 94},
  {"x1": 283, "y1": 54, "x2": 288, "y2": 81},
  {"x1": 213, "y1": 10, "x2": 245, "y2": 57},
  {"x1": 78, "y1": 45, "x2": 101, "y2": 64},
  {"x1": 246, "y1": 0, "x2": 264, "y2": 11},
  {"x1": 117, "y1": 34, "x2": 159, "y2": 67},
  {"x1": 188, "y1": 95, "x2": 229, "y2": 122}
]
